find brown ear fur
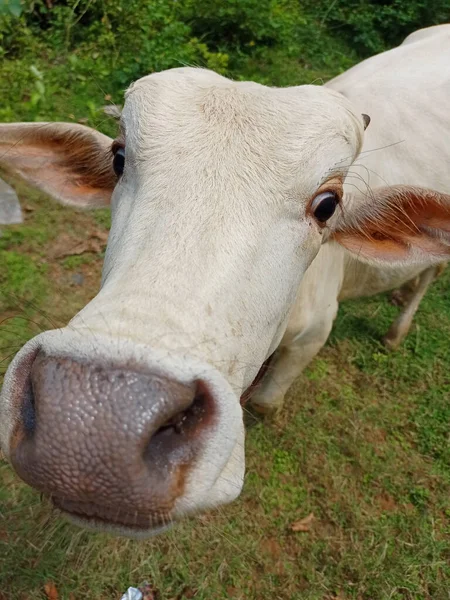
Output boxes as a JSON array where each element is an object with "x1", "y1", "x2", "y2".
[
  {"x1": 332, "y1": 186, "x2": 450, "y2": 264},
  {"x1": 0, "y1": 122, "x2": 116, "y2": 207}
]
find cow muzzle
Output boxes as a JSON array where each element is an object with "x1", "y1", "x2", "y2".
[{"x1": 6, "y1": 350, "x2": 225, "y2": 533}]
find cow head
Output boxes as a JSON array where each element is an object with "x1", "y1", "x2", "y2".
[{"x1": 1, "y1": 68, "x2": 449, "y2": 536}]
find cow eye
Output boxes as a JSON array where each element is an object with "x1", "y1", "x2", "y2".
[
  {"x1": 113, "y1": 147, "x2": 125, "y2": 177},
  {"x1": 311, "y1": 191, "x2": 340, "y2": 223}
]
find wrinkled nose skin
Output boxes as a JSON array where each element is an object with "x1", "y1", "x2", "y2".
[{"x1": 10, "y1": 354, "x2": 215, "y2": 532}]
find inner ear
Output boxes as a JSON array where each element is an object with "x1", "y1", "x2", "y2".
[
  {"x1": 0, "y1": 122, "x2": 115, "y2": 208},
  {"x1": 332, "y1": 186, "x2": 450, "y2": 264}
]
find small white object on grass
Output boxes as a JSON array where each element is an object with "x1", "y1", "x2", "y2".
[
  {"x1": 120, "y1": 587, "x2": 143, "y2": 600},
  {"x1": 0, "y1": 178, "x2": 23, "y2": 225}
]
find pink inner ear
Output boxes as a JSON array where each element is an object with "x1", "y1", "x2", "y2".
[
  {"x1": 421, "y1": 216, "x2": 450, "y2": 234},
  {"x1": 336, "y1": 224, "x2": 450, "y2": 262},
  {"x1": 0, "y1": 125, "x2": 115, "y2": 208},
  {"x1": 333, "y1": 185, "x2": 450, "y2": 263},
  {"x1": 337, "y1": 232, "x2": 450, "y2": 262},
  {"x1": 334, "y1": 232, "x2": 411, "y2": 261},
  {"x1": 15, "y1": 162, "x2": 112, "y2": 208}
]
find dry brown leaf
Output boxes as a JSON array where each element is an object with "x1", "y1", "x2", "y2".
[
  {"x1": 49, "y1": 234, "x2": 82, "y2": 259},
  {"x1": 91, "y1": 228, "x2": 109, "y2": 243},
  {"x1": 290, "y1": 512, "x2": 315, "y2": 532},
  {"x1": 50, "y1": 232, "x2": 107, "y2": 259},
  {"x1": 178, "y1": 588, "x2": 197, "y2": 599},
  {"x1": 85, "y1": 239, "x2": 103, "y2": 254},
  {"x1": 261, "y1": 537, "x2": 282, "y2": 558},
  {"x1": 377, "y1": 493, "x2": 397, "y2": 511},
  {"x1": 43, "y1": 581, "x2": 59, "y2": 600}
]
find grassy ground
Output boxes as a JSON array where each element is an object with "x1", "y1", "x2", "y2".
[{"x1": 1, "y1": 171, "x2": 450, "y2": 600}]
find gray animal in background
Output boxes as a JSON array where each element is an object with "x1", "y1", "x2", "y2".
[{"x1": 0, "y1": 177, "x2": 22, "y2": 225}]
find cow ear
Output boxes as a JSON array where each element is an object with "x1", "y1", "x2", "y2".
[
  {"x1": 331, "y1": 186, "x2": 450, "y2": 265},
  {"x1": 0, "y1": 122, "x2": 116, "y2": 208}
]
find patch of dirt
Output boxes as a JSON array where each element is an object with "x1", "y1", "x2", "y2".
[
  {"x1": 261, "y1": 537, "x2": 282, "y2": 558},
  {"x1": 176, "y1": 587, "x2": 197, "y2": 599},
  {"x1": 47, "y1": 259, "x2": 103, "y2": 323},
  {"x1": 48, "y1": 230, "x2": 108, "y2": 260},
  {"x1": 376, "y1": 493, "x2": 398, "y2": 512}
]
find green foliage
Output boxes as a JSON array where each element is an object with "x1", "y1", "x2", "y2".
[
  {"x1": 0, "y1": 0, "x2": 233, "y2": 125},
  {"x1": 179, "y1": 0, "x2": 306, "y2": 53},
  {"x1": 61, "y1": 253, "x2": 95, "y2": 269},
  {"x1": 0, "y1": 0, "x2": 22, "y2": 17},
  {"x1": 1, "y1": 0, "x2": 446, "y2": 128},
  {"x1": 314, "y1": 0, "x2": 450, "y2": 56}
]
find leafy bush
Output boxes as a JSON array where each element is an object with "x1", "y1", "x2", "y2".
[
  {"x1": 306, "y1": 0, "x2": 450, "y2": 56},
  {"x1": 0, "y1": 0, "x2": 231, "y2": 125},
  {"x1": 0, "y1": 0, "x2": 447, "y2": 127},
  {"x1": 180, "y1": 0, "x2": 306, "y2": 51}
]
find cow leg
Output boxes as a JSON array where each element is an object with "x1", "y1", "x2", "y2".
[
  {"x1": 383, "y1": 264, "x2": 445, "y2": 350},
  {"x1": 390, "y1": 276, "x2": 420, "y2": 307},
  {"x1": 249, "y1": 319, "x2": 333, "y2": 414}
]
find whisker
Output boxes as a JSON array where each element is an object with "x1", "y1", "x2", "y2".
[{"x1": 358, "y1": 139, "x2": 405, "y2": 156}]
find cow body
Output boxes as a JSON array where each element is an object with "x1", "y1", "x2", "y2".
[
  {"x1": 250, "y1": 25, "x2": 450, "y2": 411},
  {"x1": 1, "y1": 26, "x2": 450, "y2": 536}
]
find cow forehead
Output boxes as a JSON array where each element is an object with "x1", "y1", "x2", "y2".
[{"x1": 122, "y1": 67, "x2": 363, "y2": 174}]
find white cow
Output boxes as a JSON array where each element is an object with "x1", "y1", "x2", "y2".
[
  {"x1": 0, "y1": 26, "x2": 449, "y2": 537},
  {"x1": 251, "y1": 24, "x2": 450, "y2": 411}
]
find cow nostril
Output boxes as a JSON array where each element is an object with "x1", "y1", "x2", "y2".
[
  {"x1": 21, "y1": 377, "x2": 36, "y2": 435},
  {"x1": 147, "y1": 383, "x2": 214, "y2": 461},
  {"x1": 156, "y1": 385, "x2": 211, "y2": 437}
]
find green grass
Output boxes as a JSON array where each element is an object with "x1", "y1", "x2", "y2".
[{"x1": 1, "y1": 176, "x2": 449, "y2": 599}]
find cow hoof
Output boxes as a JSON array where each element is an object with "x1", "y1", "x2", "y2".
[{"x1": 249, "y1": 399, "x2": 284, "y2": 416}]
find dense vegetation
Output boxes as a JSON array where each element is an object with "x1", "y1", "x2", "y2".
[
  {"x1": 1, "y1": 1, "x2": 450, "y2": 598},
  {"x1": 0, "y1": 0, "x2": 448, "y2": 128}
]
